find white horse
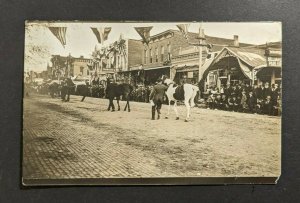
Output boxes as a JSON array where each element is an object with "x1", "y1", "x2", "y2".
[{"x1": 163, "y1": 78, "x2": 199, "y2": 122}]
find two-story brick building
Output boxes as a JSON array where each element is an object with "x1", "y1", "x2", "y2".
[
  {"x1": 49, "y1": 55, "x2": 93, "y2": 80},
  {"x1": 138, "y1": 30, "x2": 254, "y2": 85}
]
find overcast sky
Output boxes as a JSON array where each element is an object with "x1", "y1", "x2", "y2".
[{"x1": 25, "y1": 22, "x2": 281, "y2": 72}]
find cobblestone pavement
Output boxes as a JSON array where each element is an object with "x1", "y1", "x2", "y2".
[{"x1": 23, "y1": 94, "x2": 281, "y2": 180}]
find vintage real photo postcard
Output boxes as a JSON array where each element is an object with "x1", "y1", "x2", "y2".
[{"x1": 23, "y1": 21, "x2": 281, "y2": 185}]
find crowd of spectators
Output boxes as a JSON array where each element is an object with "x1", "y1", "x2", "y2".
[{"x1": 204, "y1": 81, "x2": 282, "y2": 116}]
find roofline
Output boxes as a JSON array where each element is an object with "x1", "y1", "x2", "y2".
[{"x1": 211, "y1": 46, "x2": 266, "y2": 68}]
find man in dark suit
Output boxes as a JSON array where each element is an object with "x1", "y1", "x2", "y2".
[
  {"x1": 247, "y1": 91, "x2": 257, "y2": 113},
  {"x1": 263, "y1": 82, "x2": 272, "y2": 99},
  {"x1": 255, "y1": 84, "x2": 263, "y2": 100},
  {"x1": 270, "y1": 84, "x2": 279, "y2": 106},
  {"x1": 149, "y1": 78, "x2": 168, "y2": 120}
]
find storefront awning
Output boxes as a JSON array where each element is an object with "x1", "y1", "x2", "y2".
[
  {"x1": 176, "y1": 65, "x2": 198, "y2": 72},
  {"x1": 143, "y1": 66, "x2": 170, "y2": 71}
]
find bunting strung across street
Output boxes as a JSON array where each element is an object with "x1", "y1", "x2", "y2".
[
  {"x1": 91, "y1": 27, "x2": 112, "y2": 44},
  {"x1": 134, "y1": 26, "x2": 153, "y2": 45},
  {"x1": 48, "y1": 27, "x2": 67, "y2": 48},
  {"x1": 176, "y1": 24, "x2": 189, "y2": 40}
]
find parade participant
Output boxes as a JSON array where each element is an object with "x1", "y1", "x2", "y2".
[
  {"x1": 220, "y1": 94, "x2": 228, "y2": 110},
  {"x1": 214, "y1": 93, "x2": 222, "y2": 110},
  {"x1": 206, "y1": 93, "x2": 216, "y2": 109},
  {"x1": 264, "y1": 95, "x2": 273, "y2": 115},
  {"x1": 149, "y1": 78, "x2": 168, "y2": 120},
  {"x1": 236, "y1": 84, "x2": 243, "y2": 98},
  {"x1": 224, "y1": 83, "x2": 231, "y2": 98},
  {"x1": 227, "y1": 94, "x2": 235, "y2": 111},
  {"x1": 240, "y1": 90, "x2": 248, "y2": 112},
  {"x1": 271, "y1": 84, "x2": 279, "y2": 106},
  {"x1": 233, "y1": 95, "x2": 240, "y2": 112},
  {"x1": 255, "y1": 84, "x2": 263, "y2": 99},
  {"x1": 255, "y1": 98, "x2": 264, "y2": 114},
  {"x1": 231, "y1": 85, "x2": 238, "y2": 96},
  {"x1": 263, "y1": 82, "x2": 272, "y2": 99},
  {"x1": 247, "y1": 91, "x2": 257, "y2": 113}
]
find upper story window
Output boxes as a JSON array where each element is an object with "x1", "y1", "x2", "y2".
[
  {"x1": 167, "y1": 43, "x2": 171, "y2": 61},
  {"x1": 161, "y1": 46, "x2": 164, "y2": 61},
  {"x1": 80, "y1": 66, "x2": 84, "y2": 75},
  {"x1": 155, "y1": 47, "x2": 158, "y2": 62},
  {"x1": 144, "y1": 49, "x2": 148, "y2": 64},
  {"x1": 167, "y1": 43, "x2": 171, "y2": 53},
  {"x1": 150, "y1": 48, "x2": 153, "y2": 63}
]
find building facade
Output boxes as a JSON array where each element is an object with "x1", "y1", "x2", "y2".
[
  {"x1": 138, "y1": 30, "x2": 253, "y2": 85},
  {"x1": 49, "y1": 55, "x2": 93, "y2": 80}
]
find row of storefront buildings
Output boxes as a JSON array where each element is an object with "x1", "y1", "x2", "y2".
[{"x1": 46, "y1": 29, "x2": 282, "y2": 90}]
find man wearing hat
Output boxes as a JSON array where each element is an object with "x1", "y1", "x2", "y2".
[
  {"x1": 247, "y1": 91, "x2": 257, "y2": 113},
  {"x1": 149, "y1": 78, "x2": 168, "y2": 120}
]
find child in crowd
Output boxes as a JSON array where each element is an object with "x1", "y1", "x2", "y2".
[
  {"x1": 247, "y1": 91, "x2": 257, "y2": 113},
  {"x1": 214, "y1": 94, "x2": 222, "y2": 110},
  {"x1": 240, "y1": 91, "x2": 248, "y2": 112},
  {"x1": 206, "y1": 94, "x2": 216, "y2": 109},
  {"x1": 220, "y1": 94, "x2": 228, "y2": 110},
  {"x1": 263, "y1": 95, "x2": 273, "y2": 115}
]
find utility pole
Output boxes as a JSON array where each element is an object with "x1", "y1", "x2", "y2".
[{"x1": 196, "y1": 25, "x2": 206, "y2": 83}]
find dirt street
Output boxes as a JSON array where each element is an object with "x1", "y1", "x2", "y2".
[{"x1": 23, "y1": 94, "x2": 281, "y2": 179}]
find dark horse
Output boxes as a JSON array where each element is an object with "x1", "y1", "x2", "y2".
[
  {"x1": 61, "y1": 78, "x2": 89, "y2": 102},
  {"x1": 106, "y1": 79, "x2": 133, "y2": 112}
]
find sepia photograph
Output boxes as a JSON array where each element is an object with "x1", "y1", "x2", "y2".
[{"x1": 22, "y1": 21, "x2": 282, "y2": 185}]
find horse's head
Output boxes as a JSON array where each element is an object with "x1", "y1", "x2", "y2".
[{"x1": 164, "y1": 78, "x2": 173, "y2": 86}]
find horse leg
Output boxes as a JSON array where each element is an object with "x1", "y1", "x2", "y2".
[
  {"x1": 81, "y1": 95, "x2": 86, "y2": 102},
  {"x1": 111, "y1": 99, "x2": 115, "y2": 112},
  {"x1": 184, "y1": 99, "x2": 191, "y2": 122},
  {"x1": 190, "y1": 89, "x2": 198, "y2": 108},
  {"x1": 66, "y1": 93, "x2": 70, "y2": 102},
  {"x1": 107, "y1": 98, "x2": 111, "y2": 111},
  {"x1": 117, "y1": 97, "x2": 120, "y2": 111},
  {"x1": 124, "y1": 102, "x2": 127, "y2": 111},
  {"x1": 165, "y1": 100, "x2": 171, "y2": 119},
  {"x1": 151, "y1": 106, "x2": 156, "y2": 120},
  {"x1": 127, "y1": 99, "x2": 130, "y2": 112},
  {"x1": 173, "y1": 101, "x2": 179, "y2": 120}
]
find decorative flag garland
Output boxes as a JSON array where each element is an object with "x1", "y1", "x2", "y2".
[
  {"x1": 91, "y1": 27, "x2": 112, "y2": 44},
  {"x1": 48, "y1": 27, "x2": 67, "y2": 48},
  {"x1": 134, "y1": 26, "x2": 153, "y2": 45}
]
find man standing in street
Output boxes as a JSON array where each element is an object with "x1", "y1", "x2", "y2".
[{"x1": 149, "y1": 78, "x2": 168, "y2": 120}]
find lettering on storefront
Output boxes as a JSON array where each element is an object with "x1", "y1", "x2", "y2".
[{"x1": 267, "y1": 56, "x2": 281, "y2": 67}]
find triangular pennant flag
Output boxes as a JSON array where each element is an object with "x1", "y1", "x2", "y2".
[
  {"x1": 134, "y1": 26, "x2": 153, "y2": 45},
  {"x1": 176, "y1": 24, "x2": 189, "y2": 40},
  {"x1": 49, "y1": 27, "x2": 67, "y2": 47},
  {"x1": 91, "y1": 27, "x2": 112, "y2": 44}
]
